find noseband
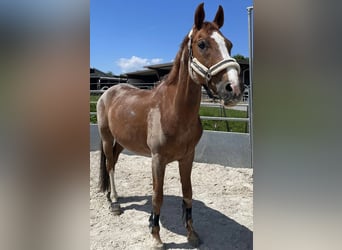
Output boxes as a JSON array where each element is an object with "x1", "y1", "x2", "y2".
[{"x1": 188, "y1": 32, "x2": 241, "y2": 99}]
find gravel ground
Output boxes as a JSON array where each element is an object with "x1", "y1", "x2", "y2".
[{"x1": 90, "y1": 151, "x2": 253, "y2": 250}]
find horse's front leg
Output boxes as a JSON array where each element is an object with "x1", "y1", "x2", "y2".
[
  {"x1": 179, "y1": 152, "x2": 200, "y2": 247},
  {"x1": 149, "y1": 154, "x2": 166, "y2": 250}
]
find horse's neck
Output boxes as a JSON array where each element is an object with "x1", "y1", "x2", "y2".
[
  {"x1": 172, "y1": 65, "x2": 202, "y2": 121},
  {"x1": 159, "y1": 46, "x2": 202, "y2": 122}
]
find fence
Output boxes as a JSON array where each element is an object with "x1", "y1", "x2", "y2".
[
  {"x1": 90, "y1": 87, "x2": 250, "y2": 131},
  {"x1": 90, "y1": 86, "x2": 251, "y2": 168}
]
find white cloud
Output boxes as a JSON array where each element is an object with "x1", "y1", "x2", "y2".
[{"x1": 116, "y1": 56, "x2": 163, "y2": 73}]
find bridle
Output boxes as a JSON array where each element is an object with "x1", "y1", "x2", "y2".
[{"x1": 187, "y1": 31, "x2": 241, "y2": 99}]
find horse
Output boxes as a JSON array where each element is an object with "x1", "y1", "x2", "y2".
[{"x1": 97, "y1": 3, "x2": 243, "y2": 249}]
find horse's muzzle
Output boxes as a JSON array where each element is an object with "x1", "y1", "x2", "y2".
[{"x1": 218, "y1": 82, "x2": 245, "y2": 107}]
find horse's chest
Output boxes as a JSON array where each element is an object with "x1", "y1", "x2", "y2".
[
  {"x1": 147, "y1": 107, "x2": 202, "y2": 154},
  {"x1": 147, "y1": 107, "x2": 167, "y2": 150}
]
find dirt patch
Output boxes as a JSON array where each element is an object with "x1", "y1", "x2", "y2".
[{"x1": 90, "y1": 151, "x2": 253, "y2": 249}]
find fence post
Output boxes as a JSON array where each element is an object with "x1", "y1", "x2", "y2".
[{"x1": 247, "y1": 6, "x2": 254, "y2": 168}]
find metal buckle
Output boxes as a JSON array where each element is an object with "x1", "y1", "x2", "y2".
[{"x1": 205, "y1": 72, "x2": 212, "y2": 83}]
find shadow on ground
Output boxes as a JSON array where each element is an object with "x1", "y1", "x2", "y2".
[{"x1": 119, "y1": 195, "x2": 253, "y2": 250}]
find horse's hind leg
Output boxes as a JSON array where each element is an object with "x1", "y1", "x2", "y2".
[
  {"x1": 107, "y1": 141, "x2": 123, "y2": 215},
  {"x1": 108, "y1": 141, "x2": 123, "y2": 201},
  {"x1": 179, "y1": 152, "x2": 200, "y2": 247},
  {"x1": 97, "y1": 97, "x2": 123, "y2": 214},
  {"x1": 99, "y1": 128, "x2": 123, "y2": 215}
]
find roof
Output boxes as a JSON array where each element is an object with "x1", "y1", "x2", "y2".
[
  {"x1": 145, "y1": 62, "x2": 173, "y2": 71},
  {"x1": 121, "y1": 68, "x2": 158, "y2": 78},
  {"x1": 119, "y1": 60, "x2": 249, "y2": 80},
  {"x1": 90, "y1": 67, "x2": 110, "y2": 78}
]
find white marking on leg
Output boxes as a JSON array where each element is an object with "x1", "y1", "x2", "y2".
[
  {"x1": 211, "y1": 31, "x2": 240, "y2": 93},
  {"x1": 109, "y1": 169, "x2": 118, "y2": 202}
]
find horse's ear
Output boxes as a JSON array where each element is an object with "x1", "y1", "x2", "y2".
[
  {"x1": 213, "y1": 5, "x2": 224, "y2": 29},
  {"x1": 194, "y1": 3, "x2": 205, "y2": 30}
]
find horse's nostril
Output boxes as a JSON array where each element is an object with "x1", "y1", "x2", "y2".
[{"x1": 225, "y1": 84, "x2": 233, "y2": 92}]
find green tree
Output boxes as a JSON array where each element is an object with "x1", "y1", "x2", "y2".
[{"x1": 232, "y1": 54, "x2": 249, "y2": 61}]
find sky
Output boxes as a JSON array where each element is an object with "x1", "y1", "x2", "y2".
[{"x1": 90, "y1": 0, "x2": 253, "y2": 75}]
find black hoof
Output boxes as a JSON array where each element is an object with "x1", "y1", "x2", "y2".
[{"x1": 110, "y1": 202, "x2": 122, "y2": 215}]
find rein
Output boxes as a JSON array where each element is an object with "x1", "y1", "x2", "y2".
[{"x1": 187, "y1": 32, "x2": 241, "y2": 100}]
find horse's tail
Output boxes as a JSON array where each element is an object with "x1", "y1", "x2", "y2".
[{"x1": 99, "y1": 140, "x2": 110, "y2": 192}]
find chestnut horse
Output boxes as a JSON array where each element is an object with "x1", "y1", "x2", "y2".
[{"x1": 97, "y1": 3, "x2": 243, "y2": 249}]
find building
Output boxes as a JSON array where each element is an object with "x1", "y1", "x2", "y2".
[
  {"x1": 90, "y1": 68, "x2": 127, "y2": 90},
  {"x1": 90, "y1": 59, "x2": 250, "y2": 91}
]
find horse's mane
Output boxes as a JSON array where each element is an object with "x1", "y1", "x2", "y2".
[{"x1": 163, "y1": 35, "x2": 190, "y2": 86}]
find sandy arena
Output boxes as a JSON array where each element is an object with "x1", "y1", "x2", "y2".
[{"x1": 90, "y1": 151, "x2": 253, "y2": 250}]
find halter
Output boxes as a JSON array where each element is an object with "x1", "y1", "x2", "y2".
[
  {"x1": 190, "y1": 57, "x2": 240, "y2": 83},
  {"x1": 187, "y1": 31, "x2": 241, "y2": 87}
]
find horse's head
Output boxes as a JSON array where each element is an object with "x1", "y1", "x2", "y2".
[{"x1": 188, "y1": 3, "x2": 244, "y2": 107}]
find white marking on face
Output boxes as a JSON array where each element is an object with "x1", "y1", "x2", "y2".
[
  {"x1": 211, "y1": 31, "x2": 231, "y2": 59},
  {"x1": 211, "y1": 31, "x2": 240, "y2": 91},
  {"x1": 227, "y1": 68, "x2": 240, "y2": 95}
]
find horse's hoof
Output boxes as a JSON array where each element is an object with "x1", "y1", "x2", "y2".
[
  {"x1": 188, "y1": 230, "x2": 200, "y2": 247},
  {"x1": 106, "y1": 192, "x2": 111, "y2": 202},
  {"x1": 110, "y1": 202, "x2": 122, "y2": 215}
]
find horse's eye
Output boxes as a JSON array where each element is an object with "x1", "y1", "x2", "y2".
[{"x1": 197, "y1": 40, "x2": 206, "y2": 50}]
